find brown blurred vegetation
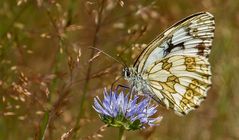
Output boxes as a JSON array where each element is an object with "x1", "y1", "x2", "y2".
[{"x1": 0, "y1": 0, "x2": 239, "y2": 140}]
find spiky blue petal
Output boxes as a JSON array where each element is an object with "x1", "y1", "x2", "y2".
[{"x1": 93, "y1": 88, "x2": 162, "y2": 130}]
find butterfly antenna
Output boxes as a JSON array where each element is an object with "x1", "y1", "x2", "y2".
[
  {"x1": 116, "y1": 54, "x2": 129, "y2": 68},
  {"x1": 89, "y1": 47, "x2": 126, "y2": 67}
]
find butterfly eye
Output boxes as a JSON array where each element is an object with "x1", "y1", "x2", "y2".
[
  {"x1": 126, "y1": 70, "x2": 130, "y2": 77},
  {"x1": 122, "y1": 68, "x2": 130, "y2": 77}
]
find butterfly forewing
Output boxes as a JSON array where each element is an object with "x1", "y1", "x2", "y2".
[
  {"x1": 129, "y1": 12, "x2": 215, "y2": 115},
  {"x1": 134, "y1": 12, "x2": 215, "y2": 73}
]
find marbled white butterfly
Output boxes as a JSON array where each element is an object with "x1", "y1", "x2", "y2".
[{"x1": 123, "y1": 12, "x2": 215, "y2": 115}]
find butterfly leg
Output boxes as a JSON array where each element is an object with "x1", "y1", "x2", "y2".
[
  {"x1": 142, "y1": 88, "x2": 161, "y2": 104},
  {"x1": 115, "y1": 84, "x2": 129, "y2": 92},
  {"x1": 129, "y1": 86, "x2": 139, "y2": 100},
  {"x1": 110, "y1": 76, "x2": 124, "y2": 91}
]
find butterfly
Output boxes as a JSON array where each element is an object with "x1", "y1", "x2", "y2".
[{"x1": 123, "y1": 12, "x2": 215, "y2": 116}]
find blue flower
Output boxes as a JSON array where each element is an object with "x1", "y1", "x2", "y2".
[{"x1": 93, "y1": 88, "x2": 162, "y2": 130}]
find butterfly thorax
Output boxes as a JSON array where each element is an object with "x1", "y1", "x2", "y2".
[{"x1": 122, "y1": 67, "x2": 148, "y2": 91}]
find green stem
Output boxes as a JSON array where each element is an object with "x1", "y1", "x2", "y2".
[
  {"x1": 118, "y1": 127, "x2": 125, "y2": 140},
  {"x1": 39, "y1": 4, "x2": 68, "y2": 140},
  {"x1": 66, "y1": 0, "x2": 77, "y2": 26},
  {"x1": 73, "y1": 0, "x2": 105, "y2": 138}
]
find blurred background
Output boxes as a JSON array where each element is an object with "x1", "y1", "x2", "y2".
[{"x1": 0, "y1": 0, "x2": 239, "y2": 140}]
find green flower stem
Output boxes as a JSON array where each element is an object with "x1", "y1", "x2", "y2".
[{"x1": 118, "y1": 127, "x2": 125, "y2": 140}]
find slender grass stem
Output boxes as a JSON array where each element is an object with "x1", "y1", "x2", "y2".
[
  {"x1": 66, "y1": 0, "x2": 77, "y2": 26},
  {"x1": 73, "y1": 0, "x2": 105, "y2": 138},
  {"x1": 39, "y1": 4, "x2": 69, "y2": 140},
  {"x1": 118, "y1": 127, "x2": 125, "y2": 140}
]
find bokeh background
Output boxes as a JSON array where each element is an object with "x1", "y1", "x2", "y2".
[{"x1": 0, "y1": 0, "x2": 239, "y2": 140}]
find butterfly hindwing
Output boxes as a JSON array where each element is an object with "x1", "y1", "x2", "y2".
[{"x1": 143, "y1": 55, "x2": 211, "y2": 115}]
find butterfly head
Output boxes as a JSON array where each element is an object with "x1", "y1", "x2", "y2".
[
  {"x1": 123, "y1": 67, "x2": 136, "y2": 79},
  {"x1": 123, "y1": 67, "x2": 146, "y2": 91},
  {"x1": 122, "y1": 67, "x2": 131, "y2": 79},
  {"x1": 122, "y1": 67, "x2": 138, "y2": 81}
]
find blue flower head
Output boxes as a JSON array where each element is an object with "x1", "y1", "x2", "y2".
[{"x1": 93, "y1": 88, "x2": 162, "y2": 130}]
